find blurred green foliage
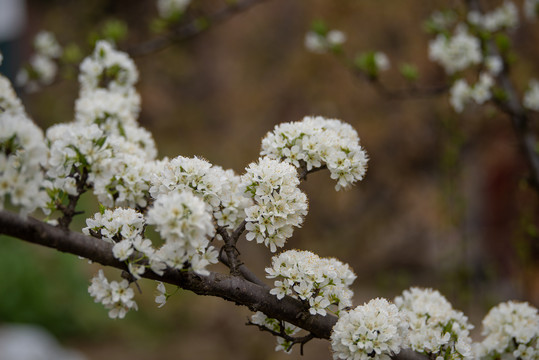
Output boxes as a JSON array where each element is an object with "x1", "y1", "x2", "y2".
[{"x1": 0, "y1": 234, "x2": 103, "y2": 338}]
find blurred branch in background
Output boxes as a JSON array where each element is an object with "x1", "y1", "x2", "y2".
[{"x1": 128, "y1": 0, "x2": 270, "y2": 57}]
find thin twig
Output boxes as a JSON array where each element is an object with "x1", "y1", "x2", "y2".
[
  {"x1": 247, "y1": 320, "x2": 316, "y2": 354},
  {"x1": 297, "y1": 161, "x2": 327, "y2": 181},
  {"x1": 56, "y1": 168, "x2": 90, "y2": 229}
]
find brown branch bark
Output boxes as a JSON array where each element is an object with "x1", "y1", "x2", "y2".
[
  {"x1": 0, "y1": 209, "x2": 429, "y2": 360},
  {"x1": 0, "y1": 209, "x2": 334, "y2": 338}
]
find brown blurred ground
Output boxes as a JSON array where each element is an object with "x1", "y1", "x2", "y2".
[{"x1": 7, "y1": 0, "x2": 539, "y2": 358}]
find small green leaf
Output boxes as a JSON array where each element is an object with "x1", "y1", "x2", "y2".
[
  {"x1": 101, "y1": 19, "x2": 128, "y2": 43},
  {"x1": 399, "y1": 63, "x2": 419, "y2": 81},
  {"x1": 311, "y1": 20, "x2": 328, "y2": 36},
  {"x1": 354, "y1": 51, "x2": 377, "y2": 78},
  {"x1": 494, "y1": 33, "x2": 511, "y2": 54},
  {"x1": 61, "y1": 43, "x2": 82, "y2": 64}
]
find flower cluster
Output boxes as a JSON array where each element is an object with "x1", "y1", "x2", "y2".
[
  {"x1": 0, "y1": 75, "x2": 48, "y2": 213},
  {"x1": 394, "y1": 287, "x2": 473, "y2": 360},
  {"x1": 83, "y1": 208, "x2": 158, "y2": 278},
  {"x1": 240, "y1": 158, "x2": 308, "y2": 252},
  {"x1": 73, "y1": 41, "x2": 157, "y2": 209},
  {"x1": 157, "y1": 0, "x2": 191, "y2": 19},
  {"x1": 305, "y1": 29, "x2": 346, "y2": 54},
  {"x1": 468, "y1": 2, "x2": 519, "y2": 32},
  {"x1": 331, "y1": 298, "x2": 407, "y2": 360},
  {"x1": 16, "y1": 31, "x2": 62, "y2": 92},
  {"x1": 149, "y1": 156, "x2": 251, "y2": 230},
  {"x1": 83, "y1": 207, "x2": 144, "y2": 243},
  {"x1": 426, "y1": 10, "x2": 458, "y2": 33},
  {"x1": 146, "y1": 191, "x2": 218, "y2": 275},
  {"x1": 429, "y1": 25, "x2": 482, "y2": 74},
  {"x1": 88, "y1": 270, "x2": 138, "y2": 319},
  {"x1": 266, "y1": 250, "x2": 356, "y2": 315},
  {"x1": 524, "y1": 79, "x2": 539, "y2": 111},
  {"x1": 79, "y1": 40, "x2": 138, "y2": 94},
  {"x1": 450, "y1": 73, "x2": 494, "y2": 113},
  {"x1": 474, "y1": 301, "x2": 538, "y2": 360},
  {"x1": 250, "y1": 312, "x2": 300, "y2": 354},
  {"x1": 261, "y1": 116, "x2": 368, "y2": 190},
  {"x1": 43, "y1": 123, "x2": 109, "y2": 203}
]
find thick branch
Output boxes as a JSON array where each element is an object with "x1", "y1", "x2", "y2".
[
  {"x1": 0, "y1": 210, "x2": 334, "y2": 338},
  {"x1": 128, "y1": 0, "x2": 268, "y2": 57},
  {"x1": 0, "y1": 209, "x2": 430, "y2": 360}
]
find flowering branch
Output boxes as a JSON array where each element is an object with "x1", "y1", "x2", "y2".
[
  {"x1": 0, "y1": 209, "x2": 332, "y2": 337},
  {"x1": 466, "y1": 0, "x2": 539, "y2": 190},
  {"x1": 0, "y1": 209, "x2": 434, "y2": 360}
]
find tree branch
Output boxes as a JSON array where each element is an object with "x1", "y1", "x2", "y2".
[
  {"x1": 466, "y1": 0, "x2": 539, "y2": 191},
  {"x1": 128, "y1": 0, "x2": 269, "y2": 57},
  {"x1": 0, "y1": 209, "x2": 334, "y2": 338},
  {"x1": 0, "y1": 209, "x2": 430, "y2": 360}
]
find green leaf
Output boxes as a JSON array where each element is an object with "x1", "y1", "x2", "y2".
[
  {"x1": 101, "y1": 19, "x2": 128, "y2": 43},
  {"x1": 61, "y1": 43, "x2": 83, "y2": 64},
  {"x1": 494, "y1": 33, "x2": 511, "y2": 54},
  {"x1": 399, "y1": 63, "x2": 419, "y2": 81},
  {"x1": 354, "y1": 51, "x2": 377, "y2": 78},
  {"x1": 311, "y1": 19, "x2": 328, "y2": 36}
]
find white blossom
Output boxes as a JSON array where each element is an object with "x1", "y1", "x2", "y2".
[
  {"x1": 485, "y1": 55, "x2": 503, "y2": 76},
  {"x1": 450, "y1": 79, "x2": 473, "y2": 113},
  {"x1": 0, "y1": 75, "x2": 48, "y2": 214},
  {"x1": 241, "y1": 158, "x2": 308, "y2": 252},
  {"x1": 449, "y1": 73, "x2": 494, "y2": 113},
  {"x1": 88, "y1": 270, "x2": 138, "y2": 319},
  {"x1": 429, "y1": 25, "x2": 482, "y2": 74},
  {"x1": 524, "y1": 79, "x2": 539, "y2": 111},
  {"x1": 155, "y1": 282, "x2": 167, "y2": 308},
  {"x1": 147, "y1": 191, "x2": 217, "y2": 274},
  {"x1": 16, "y1": 54, "x2": 58, "y2": 92},
  {"x1": 474, "y1": 301, "x2": 538, "y2": 360},
  {"x1": 261, "y1": 116, "x2": 368, "y2": 191},
  {"x1": 266, "y1": 250, "x2": 356, "y2": 315},
  {"x1": 78, "y1": 40, "x2": 138, "y2": 95},
  {"x1": 305, "y1": 30, "x2": 346, "y2": 54},
  {"x1": 374, "y1": 52, "x2": 390, "y2": 71},
  {"x1": 467, "y1": 2, "x2": 519, "y2": 32},
  {"x1": 157, "y1": 0, "x2": 191, "y2": 18},
  {"x1": 331, "y1": 298, "x2": 407, "y2": 360},
  {"x1": 34, "y1": 31, "x2": 62, "y2": 59},
  {"x1": 250, "y1": 311, "x2": 300, "y2": 354},
  {"x1": 395, "y1": 287, "x2": 474, "y2": 360}
]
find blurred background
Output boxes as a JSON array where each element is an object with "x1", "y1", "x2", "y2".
[{"x1": 1, "y1": 0, "x2": 538, "y2": 359}]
